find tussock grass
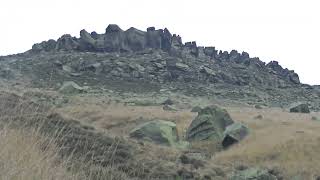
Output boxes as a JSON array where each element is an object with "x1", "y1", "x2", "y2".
[{"x1": 0, "y1": 127, "x2": 77, "y2": 180}]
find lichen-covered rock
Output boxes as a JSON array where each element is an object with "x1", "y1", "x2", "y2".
[
  {"x1": 129, "y1": 120, "x2": 179, "y2": 146},
  {"x1": 186, "y1": 105, "x2": 234, "y2": 142},
  {"x1": 290, "y1": 103, "x2": 310, "y2": 113},
  {"x1": 229, "y1": 168, "x2": 277, "y2": 180},
  {"x1": 222, "y1": 122, "x2": 249, "y2": 148}
]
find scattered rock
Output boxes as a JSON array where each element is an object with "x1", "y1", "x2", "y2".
[
  {"x1": 191, "y1": 106, "x2": 202, "y2": 113},
  {"x1": 129, "y1": 120, "x2": 179, "y2": 146},
  {"x1": 162, "y1": 98, "x2": 174, "y2": 105},
  {"x1": 175, "y1": 62, "x2": 190, "y2": 71},
  {"x1": 163, "y1": 105, "x2": 177, "y2": 111},
  {"x1": 254, "y1": 115, "x2": 263, "y2": 120},
  {"x1": 255, "y1": 104, "x2": 263, "y2": 109},
  {"x1": 59, "y1": 81, "x2": 86, "y2": 94},
  {"x1": 222, "y1": 122, "x2": 249, "y2": 148},
  {"x1": 229, "y1": 168, "x2": 278, "y2": 180},
  {"x1": 200, "y1": 66, "x2": 216, "y2": 76},
  {"x1": 312, "y1": 116, "x2": 318, "y2": 121},
  {"x1": 289, "y1": 103, "x2": 310, "y2": 113},
  {"x1": 186, "y1": 105, "x2": 234, "y2": 142}
]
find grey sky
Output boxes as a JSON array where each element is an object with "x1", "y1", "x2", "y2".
[{"x1": 1, "y1": 0, "x2": 319, "y2": 84}]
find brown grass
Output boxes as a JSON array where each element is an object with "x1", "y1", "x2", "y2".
[
  {"x1": 213, "y1": 107, "x2": 320, "y2": 178},
  {"x1": 0, "y1": 127, "x2": 78, "y2": 180}
]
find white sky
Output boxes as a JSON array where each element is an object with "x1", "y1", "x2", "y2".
[{"x1": 1, "y1": 0, "x2": 319, "y2": 85}]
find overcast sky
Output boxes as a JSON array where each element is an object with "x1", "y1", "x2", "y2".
[{"x1": 1, "y1": 0, "x2": 319, "y2": 84}]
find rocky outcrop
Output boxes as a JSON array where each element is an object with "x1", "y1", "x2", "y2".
[
  {"x1": 29, "y1": 24, "x2": 301, "y2": 87},
  {"x1": 266, "y1": 61, "x2": 300, "y2": 84}
]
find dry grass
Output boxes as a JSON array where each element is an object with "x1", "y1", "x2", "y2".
[
  {"x1": 3, "y1": 88, "x2": 320, "y2": 179},
  {"x1": 213, "y1": 107, "x2": 320, "y2": 178},
  {"x1": 58, "y1": 101, "x2": 196, "y2": 139},
  {"x1": 0, "y1": 127, "x2": 78, "y2": 180}
]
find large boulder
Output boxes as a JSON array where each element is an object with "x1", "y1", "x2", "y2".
[
  {"x1": 290, "y1": 103, "x2": 310, "y2": 113},
  {"x1": 229, "y1": 168, "x2": 277, "y2": 180},
  {"x1": 186, "y1": 105, "x2": 234, "y2": 142},
  {"x1": 130, "y1": 120, "x2": 180, "y2": 146},
  {"x1": 222, "y1": 122, "x2": 249, "y2": 148}
]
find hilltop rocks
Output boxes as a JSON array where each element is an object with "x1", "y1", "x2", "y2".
[
  {"x1": 79, "y1": 29, "x2": 96, "y2": 51},
  {"x1": 129, "y1": 120, "x2": 179, "y2": 146},
  {"x1": 290, "y1": 103, "x2": 310, "y2": 113},
  {"x1": 29, "y1": 24, "x2": 302, "y2": 88},
  {"x1": 56, "y1": 34, "x2": 80, "y2": 51},
  {"x1": 186, "y1": 105, "x2": 234, "y2": 142},
  {"x1": 266, "y1": 61, "x2": 300, "y2": 84}
]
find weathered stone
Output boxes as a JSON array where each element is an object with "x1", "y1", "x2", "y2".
[
  {"x1": 129, "y1": 120, "x2": 179, "y2": 146},
  {"x1": 204, "y1": 47, "x2": 216, "y2": 57},
  {"x1": 125, "y1": 27, "x2": 146, "y2": 51},
  {"x1": 290, "y1": 103, "x2": 310, "y2": 113},
  {"x1": 162, "y1": 98, "x2": 174, "y2": 105},
  {"x1": 229, "y1": 168, "x2": 277, "y2": 180},
  {"x1": 191, "y1": 106, "x2": 202, "y2": 113},
  {"x1": 163, "y1": 105, "x2": 177, "y2": 111},
  {"x1": 59, "y1": 81, "x2": 86, "y2": 94},
  {"x1": 79, "y1": 29, "x2": 96, "y2": 51},
  {"x1": 56, "y1": 34, "x2": 80, "y2": 51},
  {"x1": 105, "y1": 24, "x2": 123, "y2": 33},
  {"x1": 222, "y1": 122, "x2": 249, "y2": 148},
  {"x1": 175, "y1": 62, "x2": 190, "y2": 71},
  {"x1": 186, "y1": 105, "x2": 234, "y2": 142},
  {"x1": 200, "y1": 66, "x2": 216, "y2": 76},
  {"x1": 32, "y1": 39, "x2": 57, "y2": 52}
]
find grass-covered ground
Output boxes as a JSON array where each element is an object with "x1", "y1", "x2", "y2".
[{"x1": 1, "y1": 88, "x2": 320, "y2": 179}]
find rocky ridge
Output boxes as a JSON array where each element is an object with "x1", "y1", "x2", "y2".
[
  {"x1": 31, "y1": 24, "x2": 300, "y2": 86},
  {"x1": 1, "y1": 24, "x2": 319, "y2": 110}
]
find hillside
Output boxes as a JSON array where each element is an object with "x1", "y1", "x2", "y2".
[{"x1": 0, "y1": 24, "x2": 320, "y2": 179}]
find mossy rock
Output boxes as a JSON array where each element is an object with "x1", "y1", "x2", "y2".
[
  {"x1": 130, "y1": 120, "x2": 184, "y2": 147},
  {"x1": 186, "y1": 105, "x2": 234, "y2": 142}
]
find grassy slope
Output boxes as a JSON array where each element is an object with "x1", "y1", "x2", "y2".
[{"x1": 1, "y1": 88, "x2": 320, "y2": 179}]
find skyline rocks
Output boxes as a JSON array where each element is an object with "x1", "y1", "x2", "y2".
[{"x1": 31, "y1": 24, "x2": 300, "y2": 84}]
